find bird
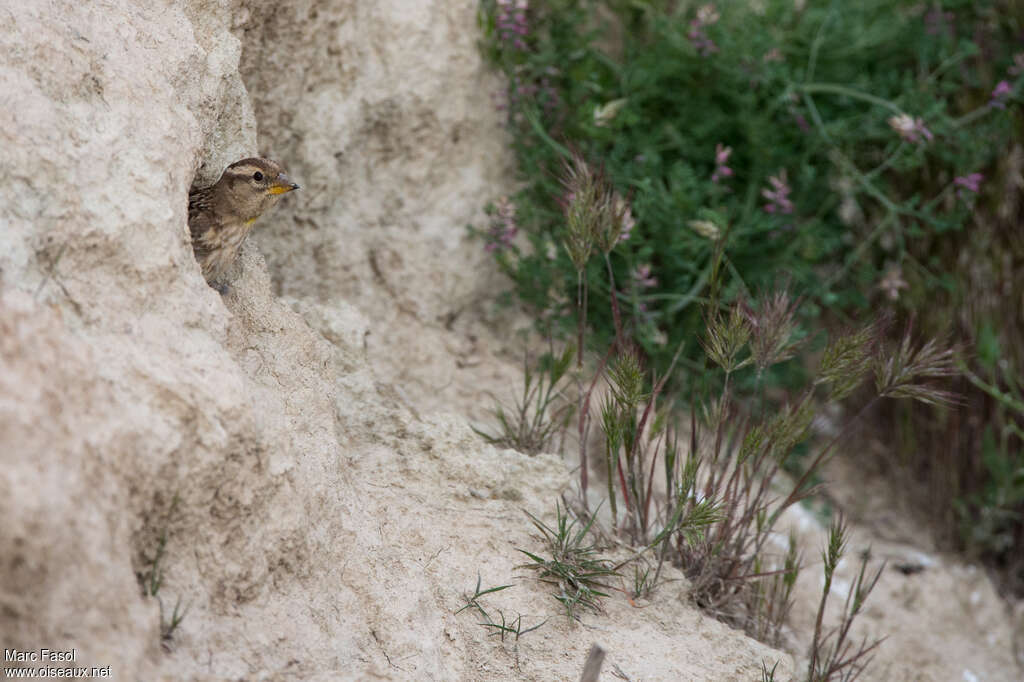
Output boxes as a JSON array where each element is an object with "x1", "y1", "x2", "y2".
[{"x1": 188, "y1": 157, "x2": 299, "y2": 292}]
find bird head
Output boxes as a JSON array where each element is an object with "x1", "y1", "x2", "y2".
[{"x1": 217, "y1": 157, "x2": 300, "y2": 221}]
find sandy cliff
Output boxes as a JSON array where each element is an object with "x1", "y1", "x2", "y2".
[
  {"x1": 1, "y1": 1, "x2": 1019, "y2": 680},
  {"x1": 0, "y1": 2, "x2": 788, "y2": 679}
]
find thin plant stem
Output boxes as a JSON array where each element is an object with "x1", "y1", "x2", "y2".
[
  {"x1": 798, "y1": 82, "x2": 905, "y2": 116},
  {"x1": 580, "y1": 346, "x2": 614, "y2": 511},
  {"x1": 576, "y1": 273, "x2": 585, "y2": 370},
  {"x1": 774, "y1": 396, "x2": 880, "y2": 523},
  {"x1": 604, "y1": 253, "x2": 625, "y2": 350}
]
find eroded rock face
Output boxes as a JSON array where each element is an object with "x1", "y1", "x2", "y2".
[
  {"x1": 0, "y1": 3, "x2": 282, "y2": 675},
  {"x1": 17, "y1": 1, "x2": 1018, "y2": 680},
  {"x1": 0, "y1": 291, "x2": 160, "y2": 675},
  {"x1": 233, "y1": 1, "x2": 524, "y2": 416},
  {"x1": 234, "y1": 1, "x2": 511, "y2": 312},
  {"x1": 0, "y1": 2, "x2": 793, "y2": 679}
]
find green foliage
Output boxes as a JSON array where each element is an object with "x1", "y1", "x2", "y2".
[
  {"x1": 477, "y1": 0, "x2": 1020, "y2": 388},
  {"x1": 954, "y1": 362, "x2": 1024, "y2": 586},
  {"x1": 474, "y1": 345, "x2": 576, "y2": 455},
  {"x1": 135, "y1": 494, "x2": 190, "y2": 648},
  {"x1": 479, "y1": 0, "x2": 1024, "y2": 644},
  {"x1": 518, "y1": 502, "x2": 618, "y2": 620},
  {"x1": 456, "y1": 574, "x2": 546, "y2": 642},
  {"x1": 455, "y1": 573, "x2": 513, "y2": 617},
  {"x1": 591, "y1": 287, "x2": 945, "y2": 652},
  {"x1": 808, "y1": 516, "x2": 885, "y2": 682},
  {"x1": 816, "y1": 322, "x2": 876, "y2": 401}
]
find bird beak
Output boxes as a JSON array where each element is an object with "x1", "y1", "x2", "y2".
[{"x1": 268, "y1": 172, "x2": 300, "y2": 195}]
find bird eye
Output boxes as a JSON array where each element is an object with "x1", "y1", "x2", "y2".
[{"x1": 252, "y1": 171, "x2": 264, "y2": 181}]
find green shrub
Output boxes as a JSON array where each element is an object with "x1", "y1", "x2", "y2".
[
  {"x1": 477, "y1": 0, "x2": 1019, "y2": 389},
  {"x1": 485, "y1": 155, "x2": 954, "y2": 660},
  {"x1": 478, "y1": 0, "x2": 1024, "y2": 597}
]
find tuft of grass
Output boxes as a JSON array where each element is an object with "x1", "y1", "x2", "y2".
[
  {"x1": 518, "y1": 502, "x2": 618, "y2": 621},
  {"x1": 455, "y1": 574, "x2": 545, "y2": 643},
  {"x1": 668, "y1": 310, "x2": 950, "y2": 643},
  {"x1": 456, "y1": 573, "x2": 512, "y2": 619},
  {"x1": 135, "y1": 494, "x2": 190, "y2": 648},
  {"x1": 138, "y1": 523, "x2": 171, "y2": 600},
  {"x1": 159, "y1": 597, "x2": 189, "y2": 647},
  {"x1": 807, "y1": 516, "x2": 885, "y2": 682},
  {"x1": 589, "y1": 283, "x2": 949, "y2": 656},
  {"x1": 474, "y1": 345, "x2": 576, "y2": 455},
  {"x1": 478, "y1": 610, "x2": 547, "y2": 643},
  {"x1": 749, "y1": 531, "x2": 801, "y2": 648}
]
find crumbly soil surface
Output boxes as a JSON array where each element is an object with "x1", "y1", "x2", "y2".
[{"x1": 0, "y1": 1, "x2": 1020, "y2": 680}]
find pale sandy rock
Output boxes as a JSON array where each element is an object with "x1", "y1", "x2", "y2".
[
  {"x1": 0, "y1": 291, "x2": 161, "y2": 678},
  {"x1": 233, "y1": 0, "x2": 523, "y2": 417},
  {"x1": 775, "y1": 496, "x2": 1020, "y2": 681},
  {"x1": 3, "y1": 0, "x2": 1016, "y2": 680},
  {"x1": 779, "y1": 456, "x2": 1023, "y2": 682},
  {"x1": 0, "y1": 1, "x2": 794, "y2": 680}
]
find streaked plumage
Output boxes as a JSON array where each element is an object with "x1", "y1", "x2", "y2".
[{"x1": 188, "y1": 157, "x2": 299, "y2": 289}]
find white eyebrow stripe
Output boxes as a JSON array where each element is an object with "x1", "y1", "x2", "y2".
[{"x1": 225, "y1": 165, "x2": 267, "y2": 176}]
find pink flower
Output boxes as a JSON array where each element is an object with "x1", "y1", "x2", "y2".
[
  {"x1": 888, "y1": 113, "x2": 933, "y2": 144},
  {"x1": 615, "y1": 194, "x2": 636, "y2": 244},
  {"x1": 953, "y1": 172, "x2": 983, "y2": 199},
  {"x1": 990, "y1": 80, "x2": 1012, "y2": 109},
  {"x1": 711, "y1": 143, "x2": 733, "y2": 183},
  {"x1": 1009, "y1": 53, "x2": 1024, "y2": 76},
  {"x1": 633, "y1": 264, "x2": 657, "y2": 289},
  {"x1": 688, "y1": 4, "x2": 720, "y2": 56},
  {"x1": 485, "y1": 196, "x2": 519, "y2": 252},
  {"x1": 688, "y1": 23, "x2": 717, "y2": 56},
  {"x1": 496, "y1": 1, "x2": 529, "y2": 52},
  {"x1": 714, "y1": 143, "x2": 731, "y2": 165},
  {"x1": 762, "y1": 170, "x2": 794, "y2": 215},
  {"x1": 877, "y1": 266, "x2": 908, "y2": 301},
  {"x1": 695, "y1": 4, "x2": 719, "y2": 24}
]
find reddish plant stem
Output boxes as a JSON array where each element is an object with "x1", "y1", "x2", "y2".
[
  {"x1": 643, "y1": 428, "x2": 666, "y2": 536},
  {"x1": 776, "y1": 396, "x2": 880, "y2": 521},
  {"x1": 616, "y1": 453, "x2": 632, "y2": 513},
  {"x1": 620, "y1": 343, "x2": 684, "y2": 521}
]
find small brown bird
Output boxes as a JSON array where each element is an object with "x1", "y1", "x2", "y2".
[{"x1": 188, "y1": 157, "x2": 299, "y2": 292}]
